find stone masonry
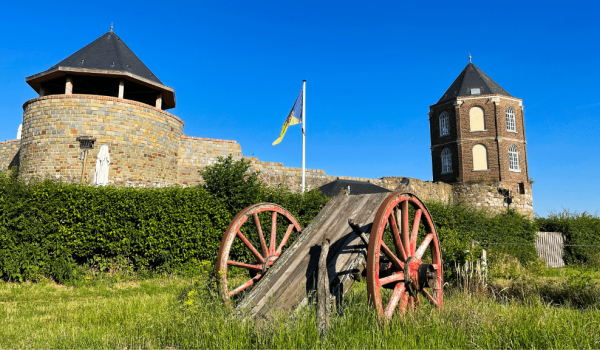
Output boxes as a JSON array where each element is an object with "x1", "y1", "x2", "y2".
[
  {"x1": 0, "y1": 92, "x2": 533, "y2": 217},
  {"x1": 0, "y1": 140, "x2": 20, "y2": 172}
]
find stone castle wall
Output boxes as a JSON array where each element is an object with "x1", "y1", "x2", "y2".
[
  {"x1": 20, "y1": 95, "x2": 184, "y2": 187},
  {"x1": 0, "y1": 139, "x2": 21, "y2": 172},
  {"x1": 452, "y1": 180, "x2": 533, "y2": 217},
  {"x1": 178, "y1": 136, "x2": 243, "y2": 186},
  {"x1": 0, "y1": 94, "x2": 533, "y2": 217}
]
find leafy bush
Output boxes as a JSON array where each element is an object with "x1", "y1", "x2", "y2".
[
  {"x1": 425, "y1": 201, "x2": 538, "y2": 280},
  {"x1": 536, "y1": 210, "x2": 600, "y2": 266},
  {"x1": 0, "y1": 173, "x2": 231, "y2": 282},
  {"x1": 199, "y1": 155, "x2": 262, "y2": 215},
  {"x1": 199, "y1": 156, "x2": 329, "y2": 264},
  {"x1": 0, "y1": 156, "x2": 329, "y2": 283}
]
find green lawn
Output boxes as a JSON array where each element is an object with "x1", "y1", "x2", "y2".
[{"x1": 1, "y1": 275, "x2": 599, "y2": 349}]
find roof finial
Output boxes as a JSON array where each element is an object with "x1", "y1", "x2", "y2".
[
  {"x1": 469, "y1": 53, "x2": 472, "y2": 63},
  {"x1": 110, "y1": 23, "x2": 113, "y2": 32}
]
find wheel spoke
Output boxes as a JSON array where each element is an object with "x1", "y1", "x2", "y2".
[
  {"x1": 398, "y1": 291, "x2": 410, "y2": 315},
  {"x1": 384, "y1": 283, "x2": 405, "y2": 320},
  {"x1": 380, "y1": 241, "x2": 405, "y2": 270},
  {"x1": 388, "y1": 212, "x2": 408, "y2": 261},
  {"x1": 415, "y1": 293, "x2": 421, "y2": 307},
  {"x1": 409, "y1": 295, "x2": 415, "y2": 313},
  {"x1": 227, "y1": 260, "x2": 262, "y2": 271},
  {"x1": 400, "y1": 200, "x2": 410, "y2": 257},
  {"x1": 253, "y1": 214, "x2": 269, "y2": 257},
  {"x1": 269, "y1": 212, "x2": 277, "y2": 255},
  {"x1": 415, "y1": 234, "x2": 433, "y2": 259},
  {"x1": 378, "y1": 272, "x2": 404, "y2": 287},
  {"x1": 236, "y1": 230, "x2": 265, "y2": 263},
  {"x1": 420, "y1": 288, "x2": 439, "y2": 308},
  {"x1": 409, "y1": 209, "x2": 422, "y2": 255},
  {"x1": 229, "y1": 274, "x2": 262, "y2": 297},
  {"x1": 276, "y1": 224, "x2": 295, "y2": 255}
]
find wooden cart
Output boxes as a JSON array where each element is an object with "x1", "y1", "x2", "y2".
[{"x1": 216, "y1": 192, "x2": 443, "y2": 321}]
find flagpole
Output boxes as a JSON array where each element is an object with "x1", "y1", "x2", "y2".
[{"x1": 302, "y1": 79, "x2": 306, "y2": 193}]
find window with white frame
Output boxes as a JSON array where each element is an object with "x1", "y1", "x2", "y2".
[
  {"x1": 506, "y1": 106, "x2": 516, "y2": 132},
  {"x1": 509, "y1": 145, "x2": 520, "y2": 171},
  {"x1": 441, "y1": 148, "x2": 452, "y2": 174},
  {"x1": 439, "y1": 112, "x2": 450, "y2": 137}
]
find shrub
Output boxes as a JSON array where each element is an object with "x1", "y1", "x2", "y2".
[
  {"x1": 536, "y1": 210, "x2": 600, "y2": 265},
  {"x1": 0, "y1": 173, "x2": 231, "y2": 282},
  {"x1": 425, "y1": 201, "x2": 538, "y2": 280},
  {"x1": 199, "y1": 155, "x2": 262, "y2": 215}
]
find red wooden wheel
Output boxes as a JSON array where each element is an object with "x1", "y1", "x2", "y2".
[
  {"x1": 216, "y1": 203, "x2": 302, "y2": 305},
  {"x1": 366, "y1": 192, "x2": 443, "y2": 320}
]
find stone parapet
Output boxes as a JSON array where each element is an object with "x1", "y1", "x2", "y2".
[{"x1": 178, "y1": 135, "x2": 243, "y2": 186}]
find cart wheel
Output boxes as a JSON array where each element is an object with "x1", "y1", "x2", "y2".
[
  {"x1": 216, "y1": 203, "x2": 302, "y2": 305},
  {"x1": 366, "y1": 192, "x2": 443, "y2": 320}
]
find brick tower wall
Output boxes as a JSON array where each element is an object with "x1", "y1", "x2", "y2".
[{"x1": 430, "y1": 95, "x2": 529, "y2": 184}]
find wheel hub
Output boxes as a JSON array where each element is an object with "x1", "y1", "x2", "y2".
[{"x1": 404, "y1": 256, "x2": 437, "y2": 290}]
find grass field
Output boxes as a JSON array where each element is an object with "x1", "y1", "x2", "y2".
[{"x1": 1, "y1": 273, "x2": 599, "y2": 349}]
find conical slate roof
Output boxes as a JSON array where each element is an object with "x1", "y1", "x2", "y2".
[
  {"x1": 51, "y1": 31, "x2": 163, "y2": 84},
  {"x1": 26, "y1": 30, "x2": 176, "y2": 109},
  {"x1": 437, "y1": 62, "x2": 511, "y2": 104}
]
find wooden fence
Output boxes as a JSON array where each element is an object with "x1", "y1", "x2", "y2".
[{"x1": 535, "y1": 232, "x2": 565, "y2": 268}]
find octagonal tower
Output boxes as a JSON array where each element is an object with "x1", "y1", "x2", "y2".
[{"x1": 429, "y1": 61, "x2": 533, "y2": 215}]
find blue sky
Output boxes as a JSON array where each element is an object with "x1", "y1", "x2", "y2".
[{"x1": 1, "y1": 0, "x2": 599, "y2": 217}]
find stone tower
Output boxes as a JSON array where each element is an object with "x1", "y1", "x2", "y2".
[
  {"x1": 429, "y1": 61, "x2": 532, "y2": 213},
  {"x1": 20, "y1": 29, "x2": 184, "y2": 185}
]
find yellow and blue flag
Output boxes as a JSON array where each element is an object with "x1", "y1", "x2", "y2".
[{"x1": 272, "y1": 88, "x2": 303, "y2": 145}]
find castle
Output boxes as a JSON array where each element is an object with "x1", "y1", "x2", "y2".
[{"x1": 0, "y1": 31, "x2": 533, "y2": 216}]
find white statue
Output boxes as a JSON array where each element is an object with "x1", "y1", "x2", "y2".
[{"x1": 93, "y1": 144, "x2": 110, "y2": 186}]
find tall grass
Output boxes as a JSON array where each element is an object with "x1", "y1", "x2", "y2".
[{"x1": 1, "y1": 275, "x2": 598, "y2": 349}]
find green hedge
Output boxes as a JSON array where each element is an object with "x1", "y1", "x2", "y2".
[
  {"x1": 0, "y1": 158, "x2": 329, "y2": 283},
  {"x1": 536, "y1": 211, "x2": 600, "y2": 265},
  {"x1": 425, "y1": 201, "x2": 538, "y2": 271},
  {"x1": 0, "y1": 173, "x2": 231, "y2": 282}
]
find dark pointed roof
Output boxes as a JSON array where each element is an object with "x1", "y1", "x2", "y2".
[
  {"x1": 52, "y1": 31, "x2": 163, "y2": 84},
  {"x1": 437, "y1": 62, "x2": 512, "y2": 104},
  {"x1": 26, "y1": 30, "x2": 176, "y2": 109}
]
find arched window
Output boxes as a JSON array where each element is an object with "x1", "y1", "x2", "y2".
[
  {"x1": 439, "y1": 111, "x2": 450, "y2": 137},
  {"x1": 472, "y1": 144, "x2": 488, "y2": 170},
  {"x1": 509, "y1": 145, "x2": 520, "y2": 171},
  {"x1": 441, "y1": 148, "x2": 452, "y2": 174},
  {"x1": 506, "y1": 106, "x2": 516, "y2": 132},
  {"x1": 469, "y1": 107, "x2": 485, "y2": 131}
]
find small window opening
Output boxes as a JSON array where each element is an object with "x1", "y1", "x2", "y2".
[
  {"x1": 518, "y1": 183, "x2": 525, "y2": 194},
  {"x1": 471, "y1": 88, "x2": 481, "y2": 95}
]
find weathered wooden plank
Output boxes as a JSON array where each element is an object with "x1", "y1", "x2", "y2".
[{"x1": 237, "y1": 192, "x2": 390, "y2": 319}]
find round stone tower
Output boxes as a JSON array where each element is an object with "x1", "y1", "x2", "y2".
[
  {"x1": 21, "y1": 29, "x2": 183, "y2": 186},
  {"x1": 429, "y1": 60, "x2": 533, "y2": 215}
]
